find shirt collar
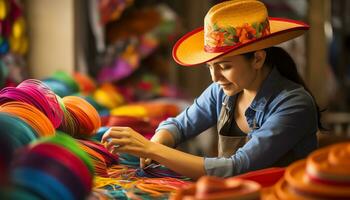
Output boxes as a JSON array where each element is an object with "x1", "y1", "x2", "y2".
[{"x1": 249, "y1": 67, "x2": 285, "y2": 112}]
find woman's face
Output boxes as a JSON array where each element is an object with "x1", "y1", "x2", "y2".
[{"x1": 207, "y1": 54, "x2": 257, "y2": 96}]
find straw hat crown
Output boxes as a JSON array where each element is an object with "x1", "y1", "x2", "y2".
[{"x1": 204, "y1": 0, "x2": 269, "y2": 52}]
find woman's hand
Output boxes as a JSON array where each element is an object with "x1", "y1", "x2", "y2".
[
  {"x1": 102, "y1": 127, "x2": 206, "y2": 179},
  {"x1": 101, "y1": 127, "x2": 153, "y2": 158}
]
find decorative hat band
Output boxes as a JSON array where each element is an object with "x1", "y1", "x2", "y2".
[{"x1": 204, "y1": 18, "x2": 270, "y2": 53}]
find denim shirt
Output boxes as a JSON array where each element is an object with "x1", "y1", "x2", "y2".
[{"x1": 156, "y1": 68, "x2": 318, "y2": 177}]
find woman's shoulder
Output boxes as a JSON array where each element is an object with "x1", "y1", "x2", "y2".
[{"x1": 272, "y1": 80, "x2": 316, "y2": 110}]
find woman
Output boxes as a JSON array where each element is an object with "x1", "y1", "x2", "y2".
[{"x1": 102, "y1": 0, "x2": 321, "y2": 179}]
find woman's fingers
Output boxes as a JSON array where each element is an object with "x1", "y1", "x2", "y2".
[
  {"x1": 140, "y1": 158, "x2": 152, "y2": 168},
  {"x1": 144, "y1": 158, "x2": 152, "y2": 166},
  {"x1": 100, "y1": 126, "x2": 151, "y2": 158},
  {"x1": 109, "y1": 126, "x2": 132, "y2": 131},
  {"x1": 101, "y1": 127, "x2": 132, "y2": 143},
  {"x1": 140, "y1": 158, "x2": 146, "y2": 168},
  {"x1": 105, "y1": 138, "x2": 130, "y2": 150}
]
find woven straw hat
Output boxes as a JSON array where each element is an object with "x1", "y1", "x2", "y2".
[{"x1": 173, "y1": 0, "x2": 309, "y2": 66}]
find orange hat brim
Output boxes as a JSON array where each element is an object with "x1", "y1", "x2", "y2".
[
  {"x1": 284, "y1": 160, "x2": 350, "y2": 198},
  {"x1": 173, "y1": 17, "x2": 309, "y2": 66}
]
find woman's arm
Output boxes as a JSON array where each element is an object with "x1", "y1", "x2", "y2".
[
  {"x1": 102, "y1": 126, "x2": 206, "y2": 180},
  {"x1": 139, "y1": 129, "x2": 176, "y2": 168},
  {"x1": 149, "y1": 142, "x2": 206, "y2": 179},
  {"x1": 150, "y1": 129, "x2": 175, "y2": 147}
]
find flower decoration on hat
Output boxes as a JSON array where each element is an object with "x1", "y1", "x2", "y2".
[{"x1": 204, "y1": 1, "x2": 271, "y2": 53}]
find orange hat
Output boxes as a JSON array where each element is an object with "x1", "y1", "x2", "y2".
[
  {"x1": 265, "y1": 143, "x2": 350, "y2": 200},
  {"x1": 171, "y1": 176, "x2": 261, "y2": 200},
  {"x1": 173, "y1": 0, "x2": 309, "y2": 66}
]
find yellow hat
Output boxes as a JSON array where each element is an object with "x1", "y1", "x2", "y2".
[{"x1": 173, "y1": 0, "x2": 309, "y2": 66}]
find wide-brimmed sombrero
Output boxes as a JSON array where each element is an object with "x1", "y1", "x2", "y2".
[{"x1": 173, "y1": 0, "x2": 310, "y2": 66}]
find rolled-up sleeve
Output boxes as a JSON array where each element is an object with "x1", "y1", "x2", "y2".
[{"x1": 155, "y1": 121, "x2": 182, "y2": 145}]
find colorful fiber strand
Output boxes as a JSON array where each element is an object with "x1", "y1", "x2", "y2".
[
  {"x1": 77, "y1": 139, "x2": 119, "y2": 178},
  {"x1": 78, "y1": 140, "x2": 119, "y2": 167},
  {"x1": 92, "y1": 188, "x2": 128, "y2": 200},
  {"x1": 59, "y1": 96, "x2": 101, "y2": 138},
  {"x1": 92, "y1": 160, "x2": 192, "y2": 198},
  {"x1": 0, "y1": 79, "x2": 63, "y2": 128},
  {"x1": 107, "y1": 164, "x2": 137, "y2": 179},
  {"x1": 136, "y1": 178, "x2": 191, "y2": 197},
  {"x1": 135, "y1": 163, "x2": 189, "y2": 180},
  {"x1": 118, "y1": 153, "x2": 140, "y2": 167},
  {"x1": 94, "y1": 176, "x2": 123, "y2": 189},
  {"x1": 93, "y1": 175, "x2": 190, "y2": 199},
  {"x1": 78, "y1": 142, "x2": 109, "y2": 177},
  {"x1": 94, "y1": 171, "x2": 139, "y2": 196},
  {"x1": 93, "y1": 177, "x2": 131, "y2": 199},
  {"x1": 79, "y1": 95, "x2": 110, "y2": 124},
  {"x1": 58, "y1": 99, "x2": 79, "y2": 137},
  {"x1": 17, "y1": 79, "x2": 63, "y2": 128},
  {"x1": 0, "y1": 101, "x2": 55, "y2": 136}
]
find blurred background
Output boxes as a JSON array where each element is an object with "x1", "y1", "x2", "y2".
[{"x1": 1, "y1": 0, "x2": 349, "y2": 154}]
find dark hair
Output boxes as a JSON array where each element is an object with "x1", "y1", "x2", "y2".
[{"x1": 243, "y1": 46, "x2": 324, "y2": 130}]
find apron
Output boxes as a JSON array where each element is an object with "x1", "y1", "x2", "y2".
[{"x1": 217, "y1": 96, "x2": 248, "y2": 158}]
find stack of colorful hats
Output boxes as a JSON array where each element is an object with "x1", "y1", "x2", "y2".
[
  {"x1": 0, "y1": 79, "x2": 102, "y2": 139},
  {"x1": 43, "y1": 71, "x2": 97, "y2": 98},
  {"x1": 262, "y1": 142, "x2": 350, "y2": 199},
  {"x1": 42, "y1": 71, "x2": 80, "y2": 97},
  {"x1": 0, "y1": 79, "x2": 64, "y2": 129},
  {"x1": 109, "y1": 102, "x2": 179, "y2": 139},
  {"x1": 93, "y1": 82, "x2": 125, "y2": 109},
  {"x1": 0, "y1": 114, "x2": 32, "y2": 187},
  {"x1": 7, "y1": 134, "x2": 94, "y2": 200}
]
